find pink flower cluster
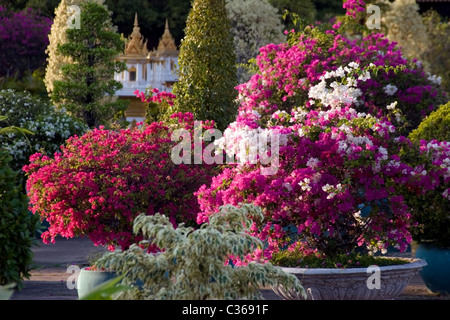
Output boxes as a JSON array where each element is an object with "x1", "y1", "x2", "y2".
[
  {"x1": 343, "y1": 0, "x2": 366, "y2": 18},
  {"x1": 24, "y1": 113, "x2": 216, "y2": 251},
  {"x1": 234, "y1": 26, "x2": 446, "y2": 132},
  {"x1": 134, "y1": 88, "x2": 176, "y2": 106}
]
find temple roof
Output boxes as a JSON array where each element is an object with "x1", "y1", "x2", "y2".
[
  {"x1": 124, "y1": 13, "x2": 148, "y2": 56},
  {"x1": 156, "y1": 19, "x2": 178, "y2": 55}
]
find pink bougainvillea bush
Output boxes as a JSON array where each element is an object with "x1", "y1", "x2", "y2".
[
  {"x1": 24, "y1": 113, "x2": 217, "y2": 251},
  {"x1": 195, "y1": 21, "x2": 450, "y2": 263},
  {"x1": 134, "y1": 88, "x2": 176, "y2": 124},
  {"x1": 233, "y1": 21, "x2": 446, "y2": 135},
  {"x1": 196, "y1": 101, "x2": 449, "y2": 262}
]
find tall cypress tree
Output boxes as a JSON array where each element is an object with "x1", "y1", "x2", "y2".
[
  {"x1": 171, "y1": 0, "x2": 238, "y2": 131},
  {"x1": 51, "y1": 1, "x2": 127, "y2": 128}
]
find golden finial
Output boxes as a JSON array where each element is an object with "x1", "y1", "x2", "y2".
[
  {"x1": 125, "y1": 12, "x2": 148, "y2": 55},
  {"x1": 134, "y1": 12, "x2": 139, "y2": 27},
  {"x1": 157, "y1": 18, "x2": 177, "y2": 53}
]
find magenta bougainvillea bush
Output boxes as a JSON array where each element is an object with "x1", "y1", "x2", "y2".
[
  {"x1": 24, "y1": 113, "x2": 217, "y2": 251},
  {"x1": 195, "y1": 9, "x2": 449, "y2": 263},
  {"x1": 232, "y1": 26, "x2": 446, "y2": 135}
]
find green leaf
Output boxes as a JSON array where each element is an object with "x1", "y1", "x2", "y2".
[{"x1": 80, "y1": 274, "x2": 130, "y2": 300}]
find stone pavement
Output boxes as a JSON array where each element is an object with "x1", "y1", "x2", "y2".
[{"x1": 8, "y1": 236, "x2": 449, "y2": 301}]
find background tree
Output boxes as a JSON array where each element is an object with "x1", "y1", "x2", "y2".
[
  {"x1": 268, "y1": 0, "x2": 317, "y2": 30},
  {"x1": 0, "y1": 6, "x2": 52, "y2": 79},
  {"x1": 421, "y1": 9, "x2": 450, "y2": 95},
  {"x1": 44, "y1": 0, "x2": 107, "y2": 96},
  {"x1": 381, "y1": 0, "x2": 431, "y2": 68},
  {"x1": 22, "y1": 0, "x2": 61, "y2": 17},
  {"x1": 226, "y1": 0, "x2": 286, "y2": 84},
  {"x1": 51, "y1": 1, "x2": 128, "y2": 128},
  {"x1": 312, "y1": 0, "x2": 345, "y2": 22},
  {"x1": 379, "y1": 0, "x2": 450, "y2": 95},
  {"x1": 170, "y1": 0, "x2": 238, "y2": 131}
]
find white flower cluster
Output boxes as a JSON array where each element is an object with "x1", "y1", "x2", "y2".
[
  {"x1": 336, "y1": 132, "x2": 374, "y2": 155},
  {"x1": 290, "y1": 107, "x2": 309, "y2": 123},
  {"x1": 2, "y1": 111, "x2": 88, "y2": 165},
  {"x1": 425, "y1": 141, "x2": 450, "y2": 180},
  {"x1": 308, "y1": 62, "x2": 368, "y2": 108},
  {"x1": 214, "y1": 121, "x2": 287, "y2": 165},
  {"x1": 0, "y1": 89, "x2": 89, "y2": 168},
  {"x1": 306, "y1": 157, "x2": 319, "y2": 169},
  {"x1": 383, "y1": 84, "x2": 398, "y2": 96},
  {"x1": 299, "y1": 178, "x2": 312, "y2": 192},
  {"x1": 321, "y1": 183, "x2": 344, "y2": 199},
  {"x1": 386, "y1": 101, "x2": 398, "y2": 110},
  {"x1": 427, "y1": 73, "x2": 442, "y2": 86}
]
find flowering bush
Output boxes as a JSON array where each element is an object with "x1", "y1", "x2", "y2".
[
  {"x1": 194, "y1": 13, "x2": 448, "y2": 264},
  {"x1": 24, "y1": 113, "x2": 217, "y2": 251},
  {"x1": 400, "y1": 102, "x2": 450, "y2": 248},
  {"x1": 134, "y1": 88, "x2": 176, "y2": 123},
  {"x1": 0, "y1": 89, "x2": 88, "y2": 174},
  {"x1": 234, "y1": 21, "x2": 446, "y2": 136},
  {"x1": 196, "y1": 59, "x2": 449, "y2": 263}
]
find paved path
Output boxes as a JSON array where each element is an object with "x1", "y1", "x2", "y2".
[{"x1": 9, "y1": 237, "x2": 449, "y2": 300}]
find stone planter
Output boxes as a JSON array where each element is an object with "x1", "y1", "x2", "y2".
[{"x1": 272, "y1": 258, "x2": 427, "y2": 300}]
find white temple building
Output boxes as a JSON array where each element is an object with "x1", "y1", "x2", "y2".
[{"x1": 115, "y1": 13, "x2": 179, "y2": 123}]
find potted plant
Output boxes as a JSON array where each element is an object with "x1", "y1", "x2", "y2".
[
  {"x1": 195, "y1": 12, "x2": 447, "y2": 299},
  {"x1": 95, "y1": 204, "x2": 305, "y2": 300},
  {"x1": 401, "y1": 102, "x2": 450, "y2": 295}
]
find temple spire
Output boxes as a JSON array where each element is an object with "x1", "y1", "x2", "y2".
[
  {"x1": 157, "y1": 18, "x2": 177, "y2": 53},
  {"x1": 134, "y1": 12, "x2": 139, "y2": 27},
  {"x1": 125, "y1": 12, "x2": 148, "y2": 55}
]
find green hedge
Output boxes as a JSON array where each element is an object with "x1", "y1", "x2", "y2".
[
  {"x1": 0, "y1": 149, "x2": 40, "y2": 289},
  {"x1": 408, "y1": 102, "x2": 449, "y2": 142}
]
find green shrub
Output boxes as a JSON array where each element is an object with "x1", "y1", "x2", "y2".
[
  {"x1": 271, "y1": 249, "x2": 408, "y2": 268},
  {"x1": 401, "y1": 103, "x2": 450, "y2": 248},
  {"x1": 408, "y1": 102, "x2": 449, "y2": 143},
  {"x1": 0, "y1": 149, "x2": 40, "y2": 289},
  {"x1": 96, "y1": 204, "x2": 305, "y2": 300},
  {"x1": 170, "y1": 0, "x2": 238, "y2": 131}
]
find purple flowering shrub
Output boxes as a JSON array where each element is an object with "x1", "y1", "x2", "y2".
[
  {"x1": 0, "y1": 6, "x2": 52, "y2": 78},
  {"x1": 234, "y1": 23, "x2": 446, "y2": 135},
  {"x1": 196, "y1": 103, "x2": 449, "y2": 262},
  {"x1": 195, "y1": 13, "x2": 449, "y2": 263}
]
